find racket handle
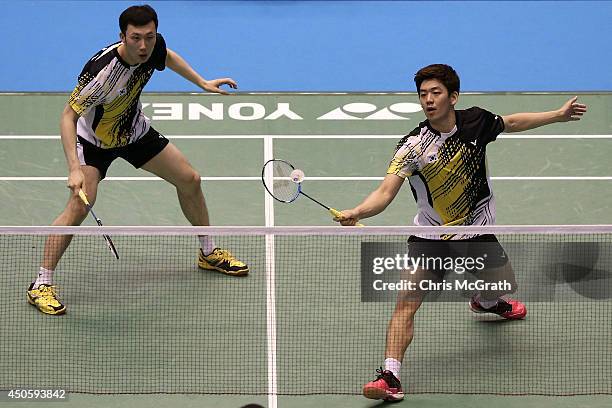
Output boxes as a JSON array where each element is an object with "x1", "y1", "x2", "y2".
[
  {"x1": 329, "y1": 208, "x2": 364, "y2": 227},
  {"x1": 78, "y1": 189, "x2": 91, "y2": 207}
]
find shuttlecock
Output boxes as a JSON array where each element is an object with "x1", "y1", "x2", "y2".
[{"x1": 290, "y1": 169, "x2": 305, "y2": 183}]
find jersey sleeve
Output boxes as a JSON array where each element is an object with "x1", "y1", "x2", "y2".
[
  {"x1": 386, "y1": 129, "x2": 421, "y2": 178},
  {"x1": 464, "y1": 106, "x2": 505, "y2": 144},
  {"x1": 149, "y1": 33, "x2": 167, "y2": 71}
]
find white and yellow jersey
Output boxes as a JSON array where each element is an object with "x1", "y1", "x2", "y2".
[
  {"x1": 388, "y1": 107, "x2": 505, "y2": 237},
  {"x1": 68, "y1": 34, "x2": 167, "y2": 148}
]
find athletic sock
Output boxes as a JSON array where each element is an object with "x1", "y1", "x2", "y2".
[
  {"x1": 384, "y1": 358, "x2": 401, "y2": 380},
  {"x1": 33, "y1": 267, "x2": 54, "y2": 288},
  {"x1": 199, "y1": 236, "x2": 216, "y2": 256},
  {"x1": 477, "y1": 296, "x2": 499, "y2": 309}
]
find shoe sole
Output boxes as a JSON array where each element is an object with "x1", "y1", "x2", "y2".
[
  {"x1": 501, "y1": 311, "x2": 527, "y2": 320},
  {"x1": 363, "y1": 386, "x2": 404, "y2": 401},
  {"x1": 198, "y1": 263, "x2": 249, "y2": 277},
  {"x1": 27, "y1": 293, "x2": 66, "y2": 316},
  {"x1": 469, "y1": 303, "x2": 526, "y2": 320}
]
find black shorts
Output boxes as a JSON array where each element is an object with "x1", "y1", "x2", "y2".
[
  {"x1": 406, "y1": 234, "x2": 509, "y2": 275},
  {"x1": 77, "y1": 127, "x2": 169, "y2": 179}
]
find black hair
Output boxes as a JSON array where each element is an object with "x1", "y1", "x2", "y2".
[
  {"x1": 414, "y1": 64, "x2": 460, "y2": 95},
  {"x1": 119, "y1": 5, "x2": 158, "y2": 34}
]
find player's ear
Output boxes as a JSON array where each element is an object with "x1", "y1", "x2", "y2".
[
  {"x1": 450, "y1": 91, "x2": 459, "y2": 107},
  {"x1": 119, "y1": 32, "x2": 126, "y2": 43}
]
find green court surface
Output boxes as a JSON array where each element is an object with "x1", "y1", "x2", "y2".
[{"x1": 0, "y1": 93, "x2": 610, "y2": 408}]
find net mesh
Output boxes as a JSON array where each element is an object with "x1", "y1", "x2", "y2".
[{"x1": 1, "y1": 226, "x2": 610, "y2": 395}]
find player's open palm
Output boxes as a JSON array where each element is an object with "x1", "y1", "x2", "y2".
[
  {"x1": 558, "y1": 96, "x2": 587, "y2": 122},
  {"x1": 203, "y1": 78, "x2": 238, "y2": 95}
]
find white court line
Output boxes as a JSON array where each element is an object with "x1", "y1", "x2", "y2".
[
  {"x1": 1, "y1": 176, "x2": 610, "y2": 181},
  {"x1": 0, "y1": 177, "x2": 260, "y2": 181},
  {"x1": 492, "y1": 176, "x2": 612, "y2": 181},
  {"x1": 497, "y1": 135, "x2": 612, "y2": 139},
  {"x1": 262, "y1": 136, "x2": 277, "y2": 408},
  {"x1": 1, "y1": 134, "x2": 611, "y2": 139}
]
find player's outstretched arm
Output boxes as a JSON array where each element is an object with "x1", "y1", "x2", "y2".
[
  {"x1": 165, "y1": 48, "x2": 238, "y2": 95},
  {"x1": 501, "y1": 96, "x2": 587, "y2": 133},
  {"x1": 334, "y1": 174, "x2": 404, "y2": 226}
]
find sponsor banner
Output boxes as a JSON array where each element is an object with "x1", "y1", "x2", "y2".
[{"x1": 0, "y1": 93, "x2": 609, "y2": 135}]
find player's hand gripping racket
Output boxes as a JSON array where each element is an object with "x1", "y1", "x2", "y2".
[
  {"x1": 78, "y1": 189, "x2": 119, "y2": 259},
  {"x1": 261, "y1": 159, "x2": 363, "y2": 226}
]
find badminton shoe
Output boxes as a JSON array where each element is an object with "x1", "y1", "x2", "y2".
[
  {"x1": 469, "y1": 296, "x2": 526, "y2": 319},
  {"x1": 27, "y1": 283, "x2": 66, "y2": 315},
  {"x1": 362, "y1": 368, "x2": 404, "y2": 401},
  {"x1": 198, "y1": 248, "x2": 249, "y2": 276}
]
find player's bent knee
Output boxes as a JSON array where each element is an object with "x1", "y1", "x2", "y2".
[
  {"x1": 177, "y1": 170, "x2": 201, "y2": 190},
  {"x1": 66, "y1": 197, "x2": 91, "y2": 223},
  {"x1": 394, "y1": 299, "x2": 422, "y2": 316},
  {"x1": 70, "y1": 207, "x2": 89, "y2": 223},
  {"x1": 189, "y1": 170, "x2": 201, "y2": 186}
]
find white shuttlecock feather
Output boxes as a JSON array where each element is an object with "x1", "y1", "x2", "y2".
[{"x1": 290, "y1": 169, "x2": 305, "y2": 183}]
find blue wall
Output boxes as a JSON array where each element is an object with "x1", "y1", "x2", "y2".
[{"x1": 1, "y1": 1, "x2": 611, "y2": 91}]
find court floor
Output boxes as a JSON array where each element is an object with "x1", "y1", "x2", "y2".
[
  {"x1": 1, "y1": 136, "x2": 611, "y2": 226},
  {"x1": 0, "y1": 93, "x2": 610, "y2": 408}
]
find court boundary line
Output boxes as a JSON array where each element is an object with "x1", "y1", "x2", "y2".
[
  {"x1": 1, "y1": 134, "x2": 611, "y2": 139},
  {"x1": 2, "y1": 176, "x2": 611, "y2": 181},
  {"x1": 263, "y1": 136, "x2": 278, "y2": 408},
  {"x1": 4, "y1": 91, "x2": 611, "y2": 95},
  {"x1": 1, "y1": 225, "x2": 611, "y2": 235}
]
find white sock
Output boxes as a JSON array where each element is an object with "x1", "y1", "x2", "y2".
[
  {"x1": 384, "y1": 358, "x2": 401, "y2": 379},
  {"x1": 34, "y1": 267, "x2": 54, "y2": 288},
  {"x1": 476, "y1": 294, "x2": 499, "y2": 309},
  {"x1": 199, "y1": 236, "x2": 216, "y2": 255}
]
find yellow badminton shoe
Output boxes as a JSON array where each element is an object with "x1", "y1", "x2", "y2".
[
  {"x1": 27, "y1": 283, "x2": 66, "y2": 315},
  {"x1": 198, "y1": 248, "x2": 249, "y2": 276}
]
